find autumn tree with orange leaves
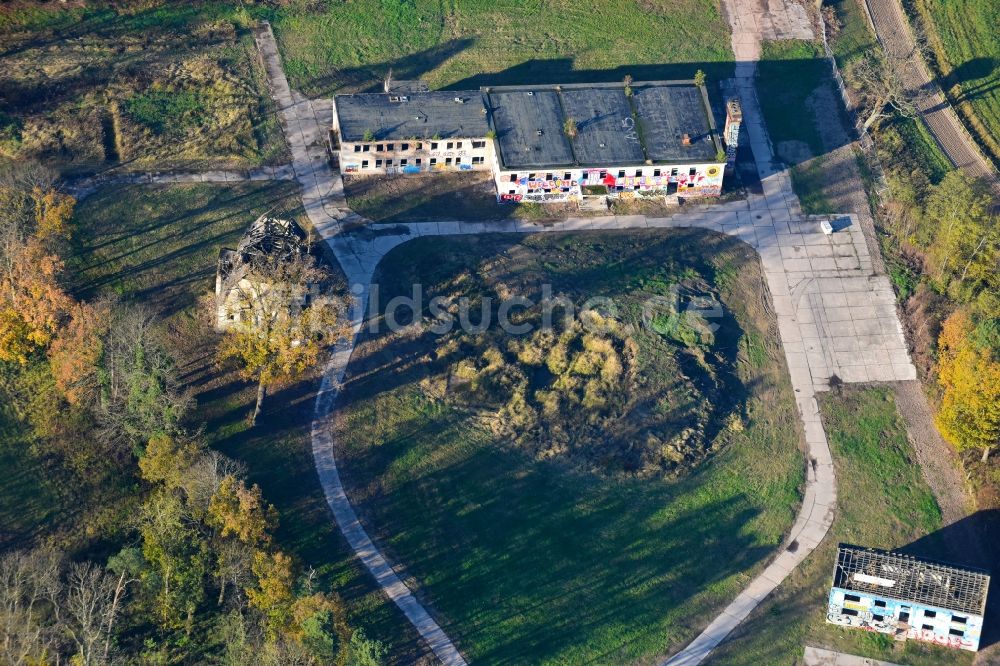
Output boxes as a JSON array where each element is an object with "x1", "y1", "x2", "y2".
[
  {"x1": 0, "y1": 164, "x2": 77, "y2": 364},
  {"x1": 936, "y1": 310, "x2": 1000, "y2": 462}
]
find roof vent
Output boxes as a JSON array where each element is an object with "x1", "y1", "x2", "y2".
[
  {"x1": 388, "y1": 95, "x2": 400, "y2": 102},
  {"x1": 526, "y1": 91, "x2": 534, "y2": 96},
  {"x1": 599, "y1": 142, "x2": 606, "y2": 148},
  {"x1": 537, "y1": 129, "x2": 543, "y2": 136},
  {"x1": 454, "y1": 97, "x2": 464, "y2": 103},
  {"x1": 400, "y1": 95, "x2": 409, "y2": 102}
]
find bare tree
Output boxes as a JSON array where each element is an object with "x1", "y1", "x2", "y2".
[
  {"x1": 854, "y1": 28, "x2": 932, "y2": 132},
  {"x1": 0, "y1": 549, "x2": 64, "y2": 665},
  {"x1": 64, "y1": 562, "x2": 119, "y2": 666},
  {"x1": 183, "y1": 450, "x2": 247, "y2": 518},
  {"x1": 214, "y1": 539, "x2": 254, "y2": 609}
]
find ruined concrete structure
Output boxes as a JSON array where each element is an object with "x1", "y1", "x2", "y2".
[
  {"x1": 331, "y1": 80, "x2": 730, "y2": 203},
  {"x1": 215, "y1": 214, "x2": 308, "y2": 330},
  {"x1": 828, "y1": 544, "x2": 990, "y2": 652}
]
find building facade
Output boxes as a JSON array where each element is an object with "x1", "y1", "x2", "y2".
[
  {"x1": 339, "y1": 136, "x2": 494, "y2": 175},
  {"x1": 332, "y1": 80, "x2": 729, "y2": 202},
  {"x1": 827, "y1": 544, "x2": 990, "y2": 652}
]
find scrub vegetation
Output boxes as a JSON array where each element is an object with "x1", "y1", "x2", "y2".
[
  {"x1": 0, "y1": 4, "x2": 287, "y2": 174},
  {"x1": 335, "y1": 230, "x2": 805, "y2": 663}
]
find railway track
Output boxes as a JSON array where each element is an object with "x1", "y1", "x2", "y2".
[{"x1": 862, "y1": 0, "x2": 1000, "y2": 198}]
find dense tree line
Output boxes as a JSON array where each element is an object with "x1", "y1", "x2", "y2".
[
  {"x1": 854, "y1": 70, "x2": 1000, "y2": 470},
  {"x1": 0, "y1": 163, "x2": 381, "y2": 663}
]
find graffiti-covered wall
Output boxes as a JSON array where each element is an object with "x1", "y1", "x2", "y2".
[
  {"x1": 827, "y1": 587, "x2": 983, "y2": 651},
  {"x1": 340, "y1": 138, "x2": 493, "y2": 175},
  {"x1": 493, "y1": 163, "x2": 725, "y2": 204}
]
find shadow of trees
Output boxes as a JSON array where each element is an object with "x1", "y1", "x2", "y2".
[
  {"x1": 332, "y1": 229, "x2": 799, "y2": 662},
  {"x1": 899, "y1": 509, "x2": 1000, "y2": 650}
]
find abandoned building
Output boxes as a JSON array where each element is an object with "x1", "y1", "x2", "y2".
[
  {"x1": 215, "y1": 214, "x2": 310, "y2": 331},
  {"x1": 827, "y1": 544, "x2": 990, "y2": 652},
  {"x1": 331, "y1": 80, "x2": 730, "y2": 203}
]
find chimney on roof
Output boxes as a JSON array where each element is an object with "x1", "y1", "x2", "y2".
[{"x1": 681, "y1": 133, "x2": 691, "y2": 146}]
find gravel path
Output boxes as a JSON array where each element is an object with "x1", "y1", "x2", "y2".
[{"x1": 891, "y1": 381, "x2": 980, "y2": 556}]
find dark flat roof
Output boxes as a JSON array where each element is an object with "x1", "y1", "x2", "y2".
[
  {"x1": 335, "y1": 91, "x2": 490, "y2": 142},
  {"x1": 334, "y1": 81, "x2": 721, "y2": 167},
  {"x1": 490, "y1": 90, "x2": 574, "y2": 169},
  {"x1": 633, "y1": 85, "x2": 717, "y2": 162},
  {"x1": 560, "y1": 87, "x2": 645, "y2": 166},
  {"x1": 483, "y1": 81, "x2": 719, "y2": 170},
  {"x1": 833, "y1": 544, "x2": 990, "y2": 616}
]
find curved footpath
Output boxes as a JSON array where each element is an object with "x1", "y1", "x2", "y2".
[{"x1": 253, "y1": 22, "x2": 915, "y2": 665}]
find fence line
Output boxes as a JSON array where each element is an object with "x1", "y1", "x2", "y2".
[{"x1": 818, "y1": 12, "x2": 890, "y2": 204}]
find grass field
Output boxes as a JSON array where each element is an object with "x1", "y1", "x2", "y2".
[
  {"x1": 757, "y1": 40, "x2": 843, "y2": 163},
  {"x1": 711, "y1": 386, "x2": 969, "y2": 665},
  {"x1": 0, "y1": 4, "x2": 287, "y2": 173},
  {"x1": 335, "y1": 230, "x2": 804, "y2": 663},
  {"x1": 911, "y1": 0, "x2": 1000, "y2": 166},
  {"x1": 791, "y1": 157, "x2": 837, "y2": 214},
  {"x1": 262, "y1": 0, "x2": 733, "y2": 95},
  {"x1": 69, "y1": 182, "x2": 431, "y2": 663}
]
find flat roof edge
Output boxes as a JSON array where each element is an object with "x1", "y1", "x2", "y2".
[
  {"x1": 482, "y1": 80, "x2": 699, "y2": 92},
  {"x1": 495, "y1": 157, "x2": 727, "y2": 171}
]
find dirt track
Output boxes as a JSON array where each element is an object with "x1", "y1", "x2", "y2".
[{"x1": 860, "y1": 0, "x2": 1000, "y2": 198}]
